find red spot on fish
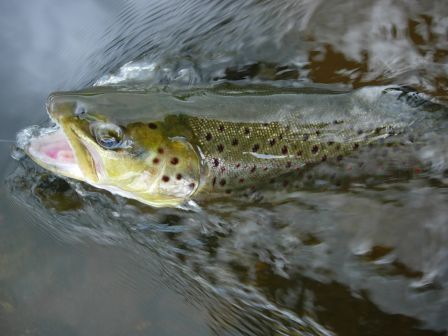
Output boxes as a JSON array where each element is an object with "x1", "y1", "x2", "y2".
[
  {"x1": 176, "y1": 174, "x2": 182, "y2": 180},
  {"x1": 162, "y1": 175, "x2": 170, "y2": 182},
  {"x1": 236, "y1": 163, "x2": 241, "y2": 168},
  {"x1": 153, "y1": 158, "x2": 160, "y2": 164},
  {"x1": 415, "y1": 167, "x2": 421, "y2": 174},
  {"x1": 158, "y1": 147, "x2": 164, "y2": 154},
  {"x1": 189, "y1": 182, "x2": 196, "y2": 189},
  {"x1": 239, "y1": 178, "x2": 245, "y2": 183},
  {"x1": 170, "y1": 157, "x2": 179, "y2": 165}
]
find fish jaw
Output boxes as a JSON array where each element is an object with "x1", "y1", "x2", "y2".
[{"x1": 26, "y1": 127, "x2": 85, "y2": 181}]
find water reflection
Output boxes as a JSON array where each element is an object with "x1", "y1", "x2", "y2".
[{"x1": 2, "y1": 0, "x2": 448, "y2": 335}]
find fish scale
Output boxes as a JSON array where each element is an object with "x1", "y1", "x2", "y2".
[{"x1": 187, "y1": 116, "x2": 383, "y2": 192}]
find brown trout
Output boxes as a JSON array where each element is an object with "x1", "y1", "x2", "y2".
[{"x1": 23, "y1": 84, "x2": 442, "y2": 207}]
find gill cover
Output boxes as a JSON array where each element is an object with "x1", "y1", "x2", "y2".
[{"x1": 26, "y1": 93, "x2": 201, "y2": 208}]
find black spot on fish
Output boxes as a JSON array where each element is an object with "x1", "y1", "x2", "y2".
[
  {"x1": 336, "y1": 144, "x2": 341, "y2": 150},
  {"x1": 303, "y1": 134, "x2": 309, "y2": 141},
  {"x1": 170, "y1": 157, "x2": 179, "y2": 165},
  {"x1": 269, "y1": 139, "x2": 276, "y2": 146},
  {"x1": 176, "y1": 174, "x2": 182, "y2": 180},
  {"x1": 212, "y1": 177, "x2": 216, "y2": 186},
  {"x1": 232, "y1": 138, "x2": 239, "y2": 146},
  {"x1": 297, "y1": 151, "x2": 303, "y2": 157},
  {"x1": 283, "y1": 180, "x2": 289, "y2": 187},
  {"x1": 153, "y1": 158, "x2": 160, "y2": 164},
  {"x1": 213, "y1": 158, "x2": 219, "y2": 167},
  {"x1": 205, "y1": 133, "x2": 212, "y2": 141},
  {"x1": 225, "y1": 189, "x2": 232, "y2": 194},
  {"x1": 279, "y1": 134, "x2": 283, "y2": 140},
  {"x1": 219, "y1": 179, "x2": 226, "y2": 186},
  {"x1": 162, "y1": 175, "x2": 170, "y2": 182},
  {"x1": 263, "y1": 167, "x2": 268, "y2": 171},
  {"x1": 263, "y1": 123, "x2": 269, "y2": 126},
  {"x1": 353, "y1": 143, "x2": 359, "y2": 150},
  {"x1": 337, "y1": 155, "x2": 343, "y2": 161},
  {"x1": 281, "y1": 145, "x2": 288, "y2": 154},
  {"x1": 189, "y1": 182, "x2": 196, "y2": 189},
  {"x1": 286, "y1": 161, "x2": 292, "y2": 168},
  {"x1": 250, "y1": 165, "x2": 256, "y2": 173},
  {"x1": 236, "y1": 163, "x2": 241, "y2": 168},
  {"x1": 244, "y1": 127, "x2": 250, "y2": 135},
  {"x1": 239, "y1": 178, "x2": 245, "y2": 183},
  {"x1": 252, "y1": 144, "x2": 260, "y2": 152},
  {"x1": 269, "y1": 179, "x2": 275, "y2": 184},
  {"x1": 218, "y1": 125, "x2": 225, "y2": 132},
  {"x1": 375, "y1": 127, "x2": 382, "y2": 134},
  {"x1": 327, "y1": 141, "x2": 334, "y2": 146},
  {"x1": 321, "y1": 155, "x2": 327, "y2": 162},
  {"x1": 311, "y1": 145, "x2": 319, "y2": 154},
  {"x1": 158, "y1": 148, "x2": 164, "y2": 154},
  {"x1": 316, "y1": 130, "x2": 321, "y2": 135},
  {"x1": 217, "y1": 144, "x2": 224, "y2": 152},
  {"x1": 148, "y1": 123, "x2": 157, "y2": 129}
]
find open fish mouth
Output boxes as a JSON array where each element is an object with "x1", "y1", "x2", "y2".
[{"x1": 26, "y1": 128, "x2": 84, "y2": 180}]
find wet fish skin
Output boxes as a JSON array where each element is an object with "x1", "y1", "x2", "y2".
[{"x1": 24, "y1": 84, "x2": 444, "y2": 207}]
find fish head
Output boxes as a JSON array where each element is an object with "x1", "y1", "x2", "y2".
[{"x1": 26, "y1": 92, "x2": 201, "y2": 207}]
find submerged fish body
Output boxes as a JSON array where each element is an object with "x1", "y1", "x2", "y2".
[{"x1": 23, "y1": 84, "x2": 444, "y2": 207}]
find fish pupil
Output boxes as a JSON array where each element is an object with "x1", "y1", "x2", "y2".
[{"x1": 93, "y1": 123, "x2": 123, "y2": 149}]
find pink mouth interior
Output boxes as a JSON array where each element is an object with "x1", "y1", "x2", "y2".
[
  {"x1": 27, "y1": 128, "x2": 82, "y2": 179},
  {"x1": 41, "y1": 138, "x2": 75, "y2": 162}
]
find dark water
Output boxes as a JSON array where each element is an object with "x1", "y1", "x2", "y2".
[{"x1": 1, "y1": 1, "x2": 448, "y2": 335}]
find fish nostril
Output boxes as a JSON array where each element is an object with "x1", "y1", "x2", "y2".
[{"x1": 75, "y1": 104, "x2": 87, "y2": 116}]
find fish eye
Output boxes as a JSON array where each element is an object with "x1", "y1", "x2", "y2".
[{"x1": 92, "y1": 123, "x2": 123, "y2": 149}]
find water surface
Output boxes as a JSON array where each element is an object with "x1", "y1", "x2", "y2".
[{"x1": 1, "y1": 1, "x2": 448, "y2": 335}]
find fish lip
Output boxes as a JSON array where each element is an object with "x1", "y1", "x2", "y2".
[
  {"x1": 67, "y1": 124, "x2": 103, "y2": 182},
  {"x1": 26, "y1": 127, "x2": 84, "y2": 180}
]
